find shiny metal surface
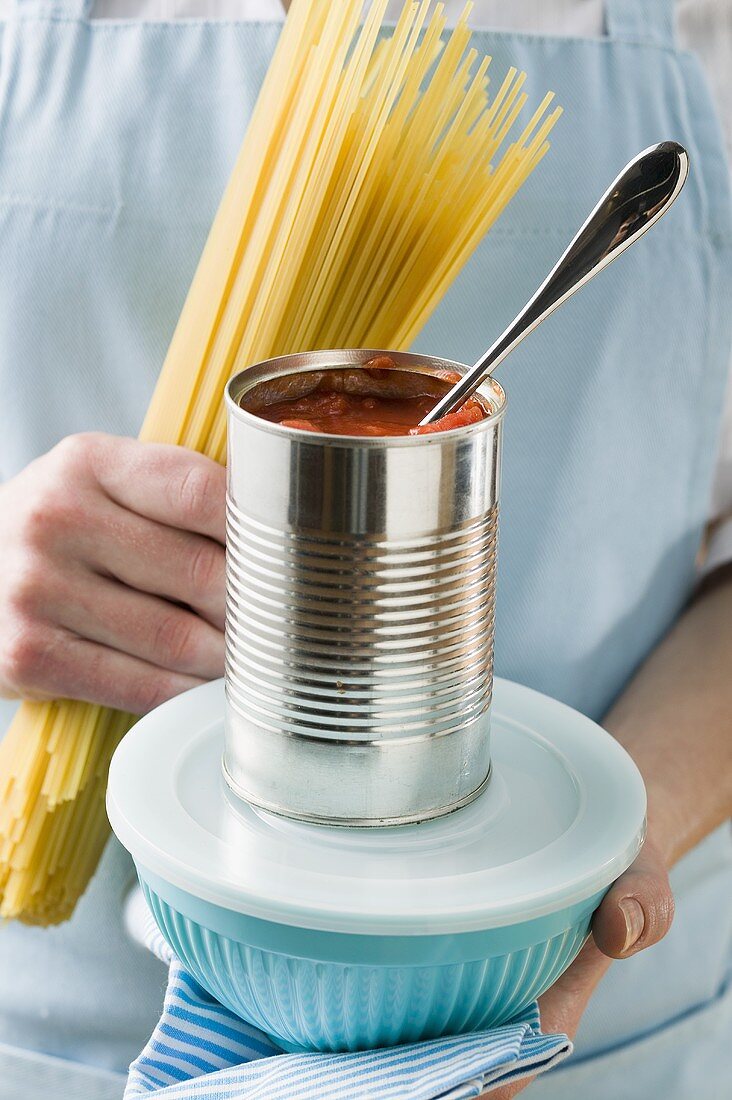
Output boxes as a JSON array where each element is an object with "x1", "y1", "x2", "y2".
[
  {"x1": 224, "y1": 350, "x2": 505, "y2": 825},
  {"x1": 423, "y1": 141, "x2": 689, "y2": 423}
]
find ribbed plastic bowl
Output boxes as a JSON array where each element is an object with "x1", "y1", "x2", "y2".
[
  {"x1": 108, "y1": 677, "x2": 646, "y2": 1055},
  {"x1": 138, "y1": 868, "x2": 603, "y2": 1052}
]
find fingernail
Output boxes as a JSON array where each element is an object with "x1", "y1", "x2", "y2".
[{"x1": 620, "y1": 897, "x2": 645, "y2": 953}]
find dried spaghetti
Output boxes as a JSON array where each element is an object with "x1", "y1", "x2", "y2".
[{"x1": 0, "y1": 0, "x2": 560, "y2": 924}]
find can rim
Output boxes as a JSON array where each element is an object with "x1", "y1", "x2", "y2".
[{"x1": 225, "y1": 349, "x2": 507, "y2": 446}]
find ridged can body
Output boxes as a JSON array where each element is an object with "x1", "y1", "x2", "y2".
[{"x1": 224, "y1": 350, "x2": 505, "y2": 825}]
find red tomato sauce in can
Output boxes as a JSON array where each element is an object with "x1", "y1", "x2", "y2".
[{"x1": 242, "y1": 357, "x2": 489, "y2": 437}]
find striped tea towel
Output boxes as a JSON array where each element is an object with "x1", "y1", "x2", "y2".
[{"x1": 125, "y1": 890, "x2": 572, "y2": 1099}]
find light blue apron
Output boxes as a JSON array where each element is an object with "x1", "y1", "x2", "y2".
[{"x1": 0, "y1": 0, "x2": 730, "y2": 1096}]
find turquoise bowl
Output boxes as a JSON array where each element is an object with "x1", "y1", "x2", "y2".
[
  {"x1": 108, "y1": 679, "x2": 646, "y2": 1055},
  {"x1": 139, "y1": 868, "x2": 603, "y2": 1053}
]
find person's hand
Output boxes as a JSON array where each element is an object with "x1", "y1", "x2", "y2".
[
  {"x1": 0, "y1": 433, "x2": 226, "y2": 714},
  {"x1": 484, "y1": 836, "x2": 674, "y2": 1098}
]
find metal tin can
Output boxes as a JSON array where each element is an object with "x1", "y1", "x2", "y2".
[{"x1": 224, "y1": 349, "x2": 505, "y2": 825}]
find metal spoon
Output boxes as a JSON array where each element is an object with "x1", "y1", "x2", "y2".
[{"x1": 419, "y1": 141, "x2": 689, "y2": 425}]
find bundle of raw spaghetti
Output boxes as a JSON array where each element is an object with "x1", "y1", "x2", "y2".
[{"x1": 0, "y1": 0, "x2": 561, "y2": 924}]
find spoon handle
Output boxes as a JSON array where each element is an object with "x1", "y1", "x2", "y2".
[{"x1": 420, "y1": 141, "x2": 689, "y2": 425}]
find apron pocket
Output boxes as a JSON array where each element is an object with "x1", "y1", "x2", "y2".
[
  {"x1": 0, "y1": 1037, "x2": 125, "y2": 1100},
  {"x1": 521, "y1": 975, "x2": 732, "y2": 1100}
]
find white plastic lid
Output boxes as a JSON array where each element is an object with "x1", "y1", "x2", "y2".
[{"x1": 107, "y1": 678, "x2": 646, "y2": 936}]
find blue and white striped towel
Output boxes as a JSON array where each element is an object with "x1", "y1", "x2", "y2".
[{"x1": 125, "y1": 893, "x2": 572, "y2": 1099}]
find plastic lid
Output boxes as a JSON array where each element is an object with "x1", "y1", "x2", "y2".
[{"x1": 107, "y1": 678, "x2": 646, "y2": 936}]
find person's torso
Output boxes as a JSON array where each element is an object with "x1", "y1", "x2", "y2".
[{"x1": 0, "y1": 0, "x2": 730, "y2": 1094}]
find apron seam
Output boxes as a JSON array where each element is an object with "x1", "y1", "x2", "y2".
[
  {"x1": 673, "y1": 46, "x2": 732, "y2": 569},
  {"x1": 0, "y1": 195, "x2": 730, "y2": 244},
  {"x1": 0, "y1": 1036, "x2": 127, "y2": 1082},
  {"x1": 0, "y1": 12, "x2": 701, "y2": 61},
  {"x1": 0, "y1": 192, "x2": 122, "y2": 217},
  {"x1": 10, "y1": 12, "x2": 283, "y2": 26}
]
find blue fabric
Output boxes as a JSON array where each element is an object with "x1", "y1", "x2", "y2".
[
  {"x1": 124, "y1": 911, "x2": 571, "y2": 1099},
  {"x1": 604, "y1": 0, "x2": 675, "y2": 47},
  {"x1": 414, "y1": 26, "x2": 732, "y2": 720},
  {"x1": 0, "y1": 0, "x2": 730, "y2": 1093}
]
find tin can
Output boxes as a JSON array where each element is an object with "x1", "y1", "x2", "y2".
[{"x1": 224, "y1": 350, "x2": 505, "y2": 825}]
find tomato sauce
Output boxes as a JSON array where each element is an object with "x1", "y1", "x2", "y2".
[{"x1": 245, "y1": 357, "x2": 488, "y2": 437}]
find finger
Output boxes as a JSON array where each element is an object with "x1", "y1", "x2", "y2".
[
  {"x1": 3, "y1": 624, "x2": 204, "y2": 714},
  {"x1": 478, "y1": 1084, "x2": 523, "y2": 1098},
  {"x1": 536, "y1": 938, "x2": 611, "y2": 1039},
  {"x1": 90, "y1": 436, "x2": 226, "y2": 543},
  {"x1": 47, "y1": 570, "x2": 225, "y2": 680},
  {"x1": 74, "y1": 500, "x2": 225, "y2": 629},
  {"x1": 591, "y1": 837, "x2": 674, "y2": 959}
]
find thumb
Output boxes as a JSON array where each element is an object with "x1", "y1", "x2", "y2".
[{"x1": 592, "y1": 836, "x2": 675, "y2": 959}]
